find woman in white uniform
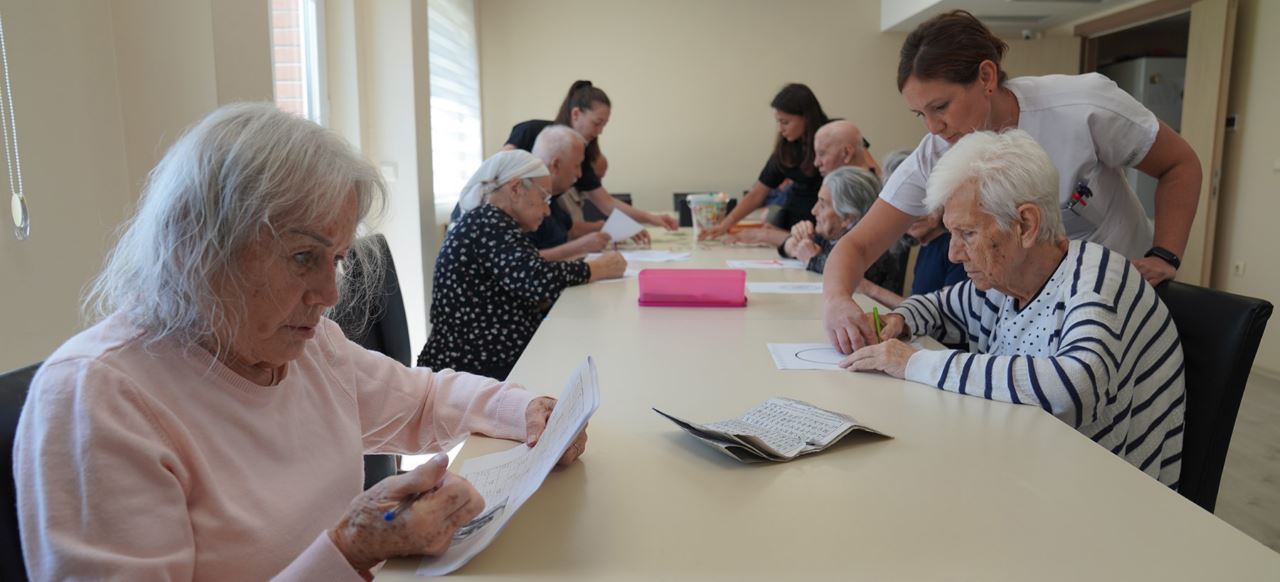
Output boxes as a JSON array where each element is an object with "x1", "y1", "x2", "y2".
[{"x1": 822, "y1": 10, "x2": 1202, "y2": 353}]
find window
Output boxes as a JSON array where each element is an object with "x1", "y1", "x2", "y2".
[
  {"x1": 427, "y1": 0, "x2": 482, "y2": 217},
  {"x1": 270, "y1": 0, "x2": 325, "y2": 124}
]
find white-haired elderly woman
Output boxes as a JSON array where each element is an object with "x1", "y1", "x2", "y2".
[
  {"x1": 419, "y1": 150, "x2": 625, "y2": 381},
  {"x1": 844, "y1": 130, "x2": 1185, "y2": 487},
  {"x1": 779, "y1": 166, "x2": 905, "y2": 293},
  {"x1": 14, "y1": 103, "x2": 589, "y2": 580}
]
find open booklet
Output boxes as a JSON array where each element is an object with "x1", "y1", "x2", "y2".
[
  {"x1": 416, "y1": 356, "x2": 601, "y2": 576},
  {"x1": 653, "y1": 397, "x2": 889, "y2": 463}
]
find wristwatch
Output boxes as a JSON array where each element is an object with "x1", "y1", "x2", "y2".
[{"x1": 1144, "y1": 246, "x2": 1181, "y2": 270}]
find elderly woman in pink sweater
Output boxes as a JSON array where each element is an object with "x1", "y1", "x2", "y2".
[{"x1": 13, "y1": 103, "x2": 587, "y2": 581}]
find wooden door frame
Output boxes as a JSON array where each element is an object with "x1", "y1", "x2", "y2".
[{"x1": 1076, "y1": 0, "x2": 1195, "y2": 72}]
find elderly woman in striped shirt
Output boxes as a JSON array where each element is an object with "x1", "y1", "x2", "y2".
[{"x1": 844, "y1": 130, "x2": 1185, "y2": 487}]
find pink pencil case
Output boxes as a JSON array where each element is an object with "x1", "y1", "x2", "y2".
[{"x1": 637, "y1": 269, "x2": 748, "y2": 308}]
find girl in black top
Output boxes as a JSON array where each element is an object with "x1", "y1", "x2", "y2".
[
  {"x1": 505, "y1": 81, "x2": 677, "y2": 236},
  {"x1": 702, "y1": 83, "x2": 831, "y2": 238}
]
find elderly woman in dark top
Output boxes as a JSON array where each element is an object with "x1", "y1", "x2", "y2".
[
  {"x1": 779, "y1": 166, "x2": 905, "y2": 293},
  {"x1": 419, "y1": 150, "x2": 626, "y2": 379}
]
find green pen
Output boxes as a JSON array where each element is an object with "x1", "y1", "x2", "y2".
[{"x1": 872, "y1": 306, "x2": 883, "y2": 341}]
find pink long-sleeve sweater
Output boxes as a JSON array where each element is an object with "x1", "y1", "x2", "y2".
[{"x1": 14, "y1": 313, "x2": 534, "y2": 581}]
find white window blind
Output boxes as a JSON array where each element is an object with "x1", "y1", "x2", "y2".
[{"x1": 427, "y1": 0, "x2": 482, "y2": 217}]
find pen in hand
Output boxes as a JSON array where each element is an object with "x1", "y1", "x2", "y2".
[
  {"x1": 872, "y1": 306, "x2": 883, "y2": 342},
  {"x1": 383, "y1": 490, "x2": 429, "y2": 522}
]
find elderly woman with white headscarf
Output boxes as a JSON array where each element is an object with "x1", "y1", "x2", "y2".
[
  {"x1": 843, "y1": 130, "x2": 1185, "y2": 486},
  {"x1": 779, "y1": 166, "x2": 905, "y2": 293},
  {"x1": 14, "y1": 104, "x2": 589, "y2": 580},
  {"x1": 420, "y1": 150, "x2": 626, "y2": 380}
]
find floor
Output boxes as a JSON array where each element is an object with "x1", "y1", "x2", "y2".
[{"x1": 1216, "y1": 371, "x2": 1280, "y2": 552}]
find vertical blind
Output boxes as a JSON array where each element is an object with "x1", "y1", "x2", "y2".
[{"x1": 427, "y1": 0, "x2": 482, "y2": 214}]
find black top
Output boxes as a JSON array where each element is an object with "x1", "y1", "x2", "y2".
[
  {"x1": 418, "y1": 204, "x2": 591, "y2": 380},
  {"x1": 758, "y1": 155, "x2": 824, "y2": 229},
  {"x1": 506, "y1": 119, "x2": 602, "y2": 192},
  {"x1": 910, "y1": 232, "x2": 968, "y2": 296}
]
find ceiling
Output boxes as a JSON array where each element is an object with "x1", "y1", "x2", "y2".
[{"x1": 881, "y1": 0, "x2": 1138, "y2": 35}]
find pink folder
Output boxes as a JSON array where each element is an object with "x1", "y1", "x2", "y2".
[{"x1": 637, "y1": 269, "x2": 748, "y2": 308}]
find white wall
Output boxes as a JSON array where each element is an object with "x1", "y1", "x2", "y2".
[
  {"x1": 476, "y1": 0, "x2": 1078, "y2": 214},
  {"x1": 323, "y1": 0, "x2": 437, "y2": 355},
  {"x1": 0, "y1": 0, "x2": 272, "y2": 372},
  {"x1": 1212, "y1": 0, "x2": 1280, "y2": 376}
]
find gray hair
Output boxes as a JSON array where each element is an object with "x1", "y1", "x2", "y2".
[
  {"x1": 881, "y1": 149, "x2": 912, "y2": 183},
  {"x1": 824, "y1": 165, "x2": 882, "y2": 224},
  {"x1": 86, "y1": 102, "x2": 388, "y2": 351},
  {"x1": 531, "y1": 123, "x2": 585, "y2": 162},
  {"x1": 924, "y1": 129, "x2": 1064, "y2": 242}
]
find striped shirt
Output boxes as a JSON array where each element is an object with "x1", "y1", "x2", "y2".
[{"x1": 898, "y1": 241, "x2": 1185, "y2": 487}]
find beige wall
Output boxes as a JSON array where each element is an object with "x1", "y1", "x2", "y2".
[
  {"x1": 1213, "y1": 0, "x2": 1280, "y2": 376},
  {"x1": 476, "y1": 0, "x2": 1078, "y2": 213},
  {"x1": 0, "y1": 0, "x2": 272, "y2": 372}
]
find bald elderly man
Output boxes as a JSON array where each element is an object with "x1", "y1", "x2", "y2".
[
  {"x1": 728, "y1": 119, "x2": 882, "y2": 246},
  {"x1": 814, "y1": 120, "x2": 882, "y2": 178}
]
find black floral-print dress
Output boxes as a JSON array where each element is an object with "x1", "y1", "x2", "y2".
[{"x1": 418, "y1": 204, "x2": 591, "y2": 380}]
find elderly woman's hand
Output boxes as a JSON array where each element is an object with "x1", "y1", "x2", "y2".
[
  {"x1": 839, "y1": 339, "x2": 919, "y2": 379},
  {"x1": 525, "y1": 396, "x2": 589, "y2": 466},
  {"x1": 587, "y1": 251, "x2": 627, "y2": 281},
  {"x1": 697, "y1": 222, "x2": 729, "y2": 240},
  {"x1": 329, "y1": 455, "x2": 484, "y2": 572},
  {"x1": 793, "y1": 239, "x2": 822, "y2": 263},
  {"x1": 790, "y1": 220, "x2": 816, "y2": 242},
  {"x1": 629, "y1": 229, "x2": 652, "y2": 247},
  {"x1": 864, "y1": 311, "x2": 908, "y2": 343}
]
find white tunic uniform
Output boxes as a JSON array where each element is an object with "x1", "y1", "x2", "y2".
[{"x1": 880, "y1": 73, "x2": 1160, "y2": 259}]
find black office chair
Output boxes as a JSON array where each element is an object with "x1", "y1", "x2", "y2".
[
  {"x1": 333, "y1": 234, "x2": 411, "y2": 490},
  {"x1": 2, "y1": 362, "x2": 39, "y2": 582},
  {"x1": 1155, "y1": 280, "x2": 1273, "y2": 512},
  {"x1": 582, "y1": 192, "x2": 631, "y2": 223},
  {"x1": 673, "y1": 193, "x2": 694, "y2": 227}
]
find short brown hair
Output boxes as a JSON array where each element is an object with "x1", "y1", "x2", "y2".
[{"x1": 897, "y1": 10, "x2": 1008, "y2": 92}]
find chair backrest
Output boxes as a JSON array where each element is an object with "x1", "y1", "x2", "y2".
[
  {"x1": 673, "y1": 193, "x2": 693, "y2": 227},
  {"x1": 582, "y1": 193, "x2": 631, "y2": 223},
  {"x1": 1156, "y1": 280, "x2": 1273, "y2": 511},
  {"x1": 334, "y1": 234, "x2": 411, "y2": 366},
  {"x1": 2, "y1": 362, "x2": 39, "y2": 581}
]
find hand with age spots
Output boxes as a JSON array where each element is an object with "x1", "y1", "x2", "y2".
[
  {"x1": 328, "y1": 455, "x2": 484, "y2": 573},
  {"x1": 525, "y1": 396, "x2": 589, "y2": 466},
  {"x1": 839, "y1": 338, "x2": 920, "y2": 379}
]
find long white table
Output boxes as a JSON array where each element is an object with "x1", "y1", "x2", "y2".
[{"x1": 383, "y1": 231, "x2": 1280, "y2": 580}]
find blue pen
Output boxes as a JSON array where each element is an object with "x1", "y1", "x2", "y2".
[{"x1": 383, "y1": 490, "x2": 428, "y2": 522}]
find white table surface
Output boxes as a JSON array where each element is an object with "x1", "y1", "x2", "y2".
[{"x1": 381, "y1": 229, "x2": 1280, "y2": 580}]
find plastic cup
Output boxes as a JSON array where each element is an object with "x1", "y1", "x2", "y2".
[{"x1": 688, "y1": 193, "x2": 727, "y2": 241}]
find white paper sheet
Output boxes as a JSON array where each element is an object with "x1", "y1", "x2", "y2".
[
  {"x1": 601, "y1": 210, "x2": 645, "y2": 241},
  {"x1": 726, "y1": 259, "x2": 805, "y2": 270},
  {"x1": 416, "y1": 357, "x2": 601, "y2": 576},
  {"x1": 746, "y1": 282, "x2": 823, "y2": 294},
  {"x1": 767, "y1": 343, "x2": 846, "y2": 370},
  {"x1": 587, "y1": 250, "x2": 691, "y2": 263},
  {"x1": 593, "y1": 267, "x2": 641, "y2": 284}
]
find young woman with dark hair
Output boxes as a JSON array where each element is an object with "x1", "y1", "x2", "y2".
[
  {"x1": 822, "y1": 10, "x2": 1202, "y2": 354},
  {"x1": 505, "y1": 80, "x2": 676, "y2": 250},
  {"x1": 700, "y1": 83, "x2": 832, "y2": 238}
]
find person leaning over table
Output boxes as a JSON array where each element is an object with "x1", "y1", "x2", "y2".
[
  {"x1": 727, "y1": 119, "x2": 883, "y2": 247},
  {"x1": 504, "y1": 80, "x2": 677, "y2": 237},
  {"x1": 526, "y1": 124, "x2": 617, "y2": 261},
  {"x1": 778, "y1": 166, "x2": 905, "y2": 294},
  {"x1": 822, "y1": 9, "x2": 1202, "y2": 354},
  {"x1": 700, "y1": 83, "x2": 831, "y2": 240},
  {"x1": 843, "y1": 129, "x2": 1185, "y2": 487},
  {"x1": 419, "y1": 150, "x2": 626, "y2": 381},
  {"x1": 13, "y1": 103, "x2": 589, "y2": 581}
]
